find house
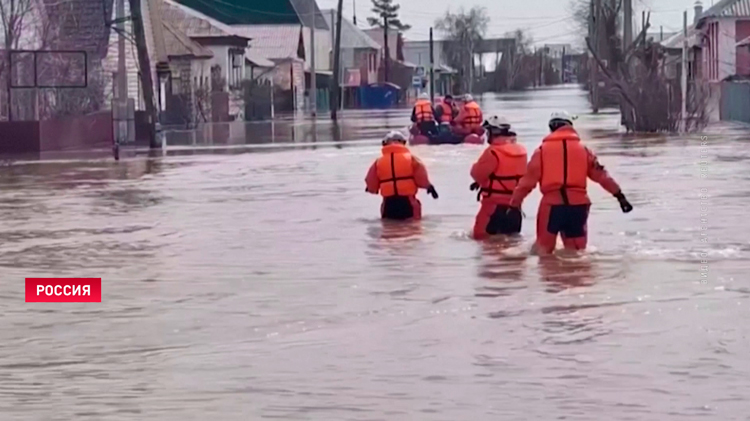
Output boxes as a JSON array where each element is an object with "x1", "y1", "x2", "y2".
[
  {"x1": 230, "y1": 25, "x2": 307, "y2": 111},
  {"x1": 664, "y1": 0, "x2": 750, "y2": 122},
  {"x1": 160, "y1": 0, "x2": 252, "y2": 119},
  {"x1": 402, "y1": 40, "x2": 456, "y2": 96},
  {"x1": 647, "y1": 30, "x2": 680, "y2": 44},
  {"x1": 321, "y1": 10, "x2": 381, "y2": 86},
  {"x1": 172, "y1": 0, "x2": 332, "y2": 112},
  {"x1": 101, "y1": 0, "x2": 252, "y2": 123},
  {"x1": 689, "y1": 0, "x2": 749, "y2": 81},
  {"x1": 320, "y1": 10, "x2": 383, "y2": 107},
  {"x1": 363, "y1": 27, "x2": 416, "y2": 97}
]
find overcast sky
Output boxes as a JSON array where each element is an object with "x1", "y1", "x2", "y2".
[{"x1": 317, "y1": 0, "x2": 710, "y2": 48}]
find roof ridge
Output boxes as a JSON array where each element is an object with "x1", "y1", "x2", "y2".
[{"x1": 162, "y1": 20, "x2": 214, "y2": 57}]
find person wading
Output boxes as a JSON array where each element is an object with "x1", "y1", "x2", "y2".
[
  {"x1": 470, "y1": 116, "x2": 527, "y2": 239},
  {"x1": 365, "y1": 131, "x2": 439, "y2": 220},
  {"x1": 509, "y1": 111, "x2": 633, "y2": 254}
]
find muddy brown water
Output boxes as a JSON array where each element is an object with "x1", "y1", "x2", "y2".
[{"x1": 1, "y1": 85, "x2": 749, "y2": 420}]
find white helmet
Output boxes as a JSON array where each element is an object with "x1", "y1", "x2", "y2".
[
  {"x1": 418, "y1": 92, "x2": 429, "y2": 100},
  {"x1": 463, "y1": 94, "x2": 474, "y2": 102},
  {"x1": 382, "y1": 130, "x2": 407, "y2": 144},
  {"x1": 549, "y1": 111, "x2": 577, "y2": 125},
  {"x1": 484, "y1": 115, "x2": 510, "y2": 129}
]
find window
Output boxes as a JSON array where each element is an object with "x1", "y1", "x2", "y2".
[{"x1": 228, "y1": 49, "x2": 244, "y2": 89}]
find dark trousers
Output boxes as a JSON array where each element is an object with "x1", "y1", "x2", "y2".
[
  {"x1": 417, "y1": 121, "x2": 438, "y2": 137},
  {"x1": 381, "y1": 196, "x2": 422, "y2": 220}
]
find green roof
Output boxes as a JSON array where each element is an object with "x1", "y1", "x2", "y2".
[{"x1": 173, "y1": 0, "x2": 301, "y2": 25}]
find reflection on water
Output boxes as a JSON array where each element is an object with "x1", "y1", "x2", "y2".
[{"x1": 2, "y1": 85, "x2": 750, "y2": 420}]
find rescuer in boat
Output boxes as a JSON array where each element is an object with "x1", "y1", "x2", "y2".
[
  {"x1": 365, "y1": 131, "x2": 439, "y2": 220},
  {"x1": 410, "y1": 93, "x2": 438, "y2": 138},
  {"x1": 453, "y1": 94, "x2": 484, "y2": 138},
  {"x1": 470, "y1": 116, "x2": 528, "y2": 239},
  {"x1": 434, "y1": 94, "x2": 457, "y2": 127},
  {"x1": 509, "y1": 111, "x2": 633, "y2": 254}
]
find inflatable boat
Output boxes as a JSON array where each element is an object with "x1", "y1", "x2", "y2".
[{"x1": 408, "y1": 124, "x2": 485, "y2": 145}]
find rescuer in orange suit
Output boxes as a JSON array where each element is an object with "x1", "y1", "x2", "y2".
[
  {"x1": 470, "y1": 116, "x2": 528, "y2": 239},
  {"x1": 365, "y1": 131, "x2": 439, "y2": 220},
  {"x1": 509, "y1": 111, "x2": 633, "y2": 254},
  {"x1": 434, "y1": 94, "x2": 457, "y2": 125},
  {"x1": 453, "y1": 94, "x2": 484, "y2": 137},
  {"x1": 410, "y1": 93, "x2": 437, "y2": 137}
]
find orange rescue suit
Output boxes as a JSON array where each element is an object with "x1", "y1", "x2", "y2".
[
  {"x1": 478, "y1": 142, "x2": 528, "y2": 203},
  {"x1": 436, "y1": 101, "x2": 454, "y2": 123},
  {"x1": 471, "y1": 136, "x2": 527, "y2": 239},
  {"x1": 413, "y1": 99, "x2": 434, "y2": 123},
  {"x1": 456, "y1": 101, "x2": 483, "y2": 130},
  {"x1": 509, "y1": 126, "x2": 623, "y2": 252},
  {"x1": 365, "y1": 143, "x2": 433, "y2": 220},
  {"x1": 375, "y1": 146, "x2": 418, "y2": 197}
]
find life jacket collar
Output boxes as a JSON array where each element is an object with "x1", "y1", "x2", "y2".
[
  {"x1": 382, "y1": 143, "x2": 409, "y2": 154},
  {"x1": 543, "y1": 126, "x2": 580, "y2": 142}
]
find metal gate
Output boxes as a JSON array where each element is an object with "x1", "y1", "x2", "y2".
[{"x1": 720, "y1": 81, "x2": 750, "y2": 123}]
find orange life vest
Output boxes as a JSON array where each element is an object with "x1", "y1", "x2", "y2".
[
  {"x1": 413, "y1": 99, "x2": 434, "y2": 122},
  {"x1": 437, "y1": 102, "x2": 454, "y2": 123},
  {"x1": 461, "y1": 101, "x2": 482, "y2": 129},
  {"x1": 539, "y1": 126, "x2": 588, "y2": 204},
  {"x1": 376, "y1": 143, "x2": 418, "y2": 197},
  {"x1": 479, "y1": 139, "x2": 528, "y2": 200}
]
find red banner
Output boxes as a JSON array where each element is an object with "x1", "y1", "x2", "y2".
[{"x1": 25, "y1": 278, "x2": 102, "y2": 302}]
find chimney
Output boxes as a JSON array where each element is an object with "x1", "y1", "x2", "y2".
[{"x1": 694, "y1": 1, "x2": 703, "y2": 25}]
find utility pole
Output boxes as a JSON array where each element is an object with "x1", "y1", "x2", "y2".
[
  {"x1": 352, "y1": 0, "x2": 357, "y2": 25},
  {"x1": 117, "y1": 0, "x2": 127, "y2": 106},
  {"x1": 331, "y1": 0, "x2": 343, "y2": 120},
  {"x1": 623, "y1": 0, "x2": 633, "y2": 49},
  {"x1": 681, "y1": 9, "x2": 688, "y2": 132},
  {"x1": 540, "y1": 47, "x2": 545, "y2": 86},
  {"x1": 116, "y1": 0, "x2": 127, "y2": 144},
  {"x1": 384, "y1": 16, "x2": 390, "y2": 83},
  {"x1": 429, "y1": 27, "x2": 435, "y2": 102},
  {"x1": 591, "y1": 0, "x2": 600, "y2": 113},
  {"x1": 130, "y1": 0, "x2": 158, "y2": 147},
  {"x1": 311, "y1": 13, "x2": 317, "y2": 117},
  {"x1": 622, "y1": 0, "x2": 632, "y2": 126}
]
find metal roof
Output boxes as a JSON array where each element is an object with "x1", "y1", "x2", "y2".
[
  {"x1": 700, "y1": 0, "x2": 750, "y2": 19},
  {"x1": 289, "y1": 0, "x2": 329, "y2": 30},
  {"x1": 232, "y1": 25, "x2": 303, "y2": 60},
  {"x1": 320, "y1": 10, "x2": 381, "y2": 50},
  {"x1": 162, "y1": 21, "x2": 214, "y2": 58},
  {"x1": 172, "y1": 0, "x2": 300, "y2": 26},
  {"x1": 161, "y1": 0, "x2": 238, "y2": 37},
  {"x1": 662, "y1": 28, "x2": 701, "y2": 49},
  {"x1": 245, "y1": 51, "x2": 276, "y2": 67}
]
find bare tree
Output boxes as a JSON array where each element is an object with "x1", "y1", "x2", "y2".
[
  {"x1": 504, "y1": 29, "x2": 535, "y2": 90},
  {"x1": 1, "y1": 0, "x2": 107, "y2": 120},
  {"x1": 0, "y1": 0, "x2": 37, "y2": 119},
  {"x1": 435, "y1": 6, "x2": 489, "y2": 94},
  {"x1": 585, "y1": 11, "x2": 707, "y2": 133}
]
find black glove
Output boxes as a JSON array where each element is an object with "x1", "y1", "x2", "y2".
[
  {"x1": 614, "y1": 192, "x2": 633, "y2": 213},
  {"x1": 427, "y1": 185, "x2": 439, "y2": 199},
  {"x1": 470, "y1": 182, "x2": 480, "y2": 191}
]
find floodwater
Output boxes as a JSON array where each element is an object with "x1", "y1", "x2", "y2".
[{"x1": 1, "y1": 85, "x2": 749, "y2": 420}]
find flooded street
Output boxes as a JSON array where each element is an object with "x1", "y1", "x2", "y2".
[{"x1": 2, "y1": 85, "x2": 750, "y2": 420}]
